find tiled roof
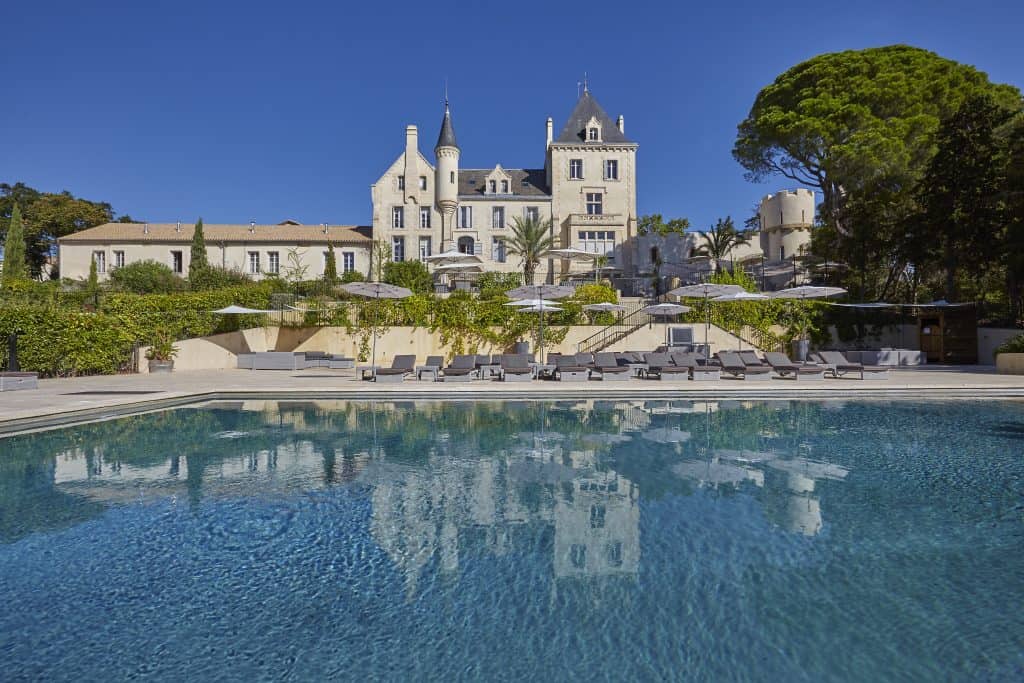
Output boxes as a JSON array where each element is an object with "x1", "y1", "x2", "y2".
[
  {"x1": 458, "y1": 169, "x2": 550, "y2": 197},
  {"x1": 554, "y1": 90, "x2": 632, "y2": 144},
  {"x1": 59, "y1": 223, "x2": 373, "y2": 244}
]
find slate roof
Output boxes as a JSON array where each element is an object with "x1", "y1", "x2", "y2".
[
  {"x1": 59, "y1": 223, "x2": 373, "y2": 244},
  {"x1": 458, "y1": 169, "x2": 550, "y2": 198},
  {"x1": 554, "y1": 90, "x2": 633, "y2": 144},
  {"x1": 435, "y1": 104, "x2": 459, "y2": 151}
]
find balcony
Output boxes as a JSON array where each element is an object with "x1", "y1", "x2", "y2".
[{"x1": 568, "y1": 213, "x2": 622, "y2": 227}]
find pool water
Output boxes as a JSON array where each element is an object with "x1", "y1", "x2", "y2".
[{"x1": 1, "y1": 399, "x2": 1022, "y2": 681}]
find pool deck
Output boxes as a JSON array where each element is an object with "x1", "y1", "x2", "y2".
[{"x1": 1, "y1": 365, "x2": 1023, "y2": 435}]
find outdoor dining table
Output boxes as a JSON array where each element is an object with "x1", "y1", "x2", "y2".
[{"x1": 415, "y1": 365, "x2": 440, "y2": 381}]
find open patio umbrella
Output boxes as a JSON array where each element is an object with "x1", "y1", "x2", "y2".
[
  {"x1": 210, "y1": 305, "x2": 274, "y2": 314},
  {"x1": 640, "y1": 303, "x2": 692, "y2": 348},
  {"x1": 547, "y1": 247, "x2": 604, "y2": 283},
  {"x1": 506, "y1": 284, "x2": 575, "y2": 361},
  {"x1": 667, "y1": 283, "x2": 743, "y2": 351},
  {"x1": 339, "y1": 282, "x2": 413, "y2": 372},
  {"x1": 423, "y1": 249, "x2": 483, "y2": 266},
  {"x1": 770, "y1": 286, "x2": 847, "y2": 360},
  {"x1": 504, "y1": 298, "x2": 559, "y2": 307},
  {"x1": 583, "y1": 303, "x2": 627, "y2": 313},
  {"x1": 513, "y1": 302, "x2": 563, "y2": 361},
  {"x1": 710, "y1": 291, "x2": 769, "y2": 351}
]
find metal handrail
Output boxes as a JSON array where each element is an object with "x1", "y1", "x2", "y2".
[{"x1": 576, "y1": 302, "x2": 648, "y2": 353}]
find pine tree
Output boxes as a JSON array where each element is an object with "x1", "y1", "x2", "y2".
[
  {"x1": 324, "y1": 242, "x2": 338, "y2": 285},
  {"x1": 189, "y1": 218, "x2": 209, "y2": 279},
  {"x1": 2, "y1": 204, "x2": 28, "y2": 284}
]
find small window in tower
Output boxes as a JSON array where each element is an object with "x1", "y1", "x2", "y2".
[
  {"x1": 397, "y1": 175, "x2": 405, "y2": 191},
  {"x1": 450, "y1": 171, "x2": 455, "y2": 184},
  {"x1": 569, "y1": 159, "x2": 583, "y2": 180},
  {"x1": 419, "y1": 176, "x2": 427, "y2": 191}
]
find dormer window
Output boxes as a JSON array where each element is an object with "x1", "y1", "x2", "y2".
[
  {"x1": 585, "y1": 116, "x2": 602, "y2": 142},
  {"x1": 588, "y1": 127, "x2": 599, "y2": 141},
  {"x1": 500, "y1": 180, "x2": 509, "y2": 194},
  {"x1": 488, "y1": 180, "x2": 496, "y2": 193}
]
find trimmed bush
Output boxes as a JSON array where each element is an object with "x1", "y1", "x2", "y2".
[
  {"x1": 995, "y1": 333, "x2": 1024, "y2": 355},
  {"x1": 109, "y1": 260, "x2": 187, "y2": 294}
]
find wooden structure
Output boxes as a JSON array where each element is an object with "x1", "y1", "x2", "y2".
[{"x1": 917, "y1": 305, "x2": 977, "y2": 364}]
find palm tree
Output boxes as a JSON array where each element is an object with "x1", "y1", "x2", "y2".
[
  {"x1": 506, "y1": 216, "x2": 555, "y2": 285},
  {"x1": 693, "y1": 216, "x2": 750, "y2": 273}
]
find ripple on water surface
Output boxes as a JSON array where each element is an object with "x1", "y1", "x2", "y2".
[{"x1": 0, "y1": 398, "x2": 1022, "y2": 681}]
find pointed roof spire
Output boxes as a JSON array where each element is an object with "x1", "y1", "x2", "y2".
[{"x1": 435, "y1": 99, "x2": 458, "y2": 151}]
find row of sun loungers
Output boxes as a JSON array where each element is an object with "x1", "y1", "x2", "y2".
[{"x1": 357, "y1": 349, "x2": 890, "y2": 382}]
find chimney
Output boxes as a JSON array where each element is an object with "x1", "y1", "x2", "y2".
[
  {"x1": 175, "y1": 221, "x2": 181, "y2": 232},
  {"x1": 545, "y1": 117, "x2": 553, "y2": 147},
  {"x1": 616, "y1": 115, "x2": 624, "y2": 134},
  {"x1": 249, "y1": 220, "x2": 256, "y2": 234},
  {"x1": 323, "y1": 222, "x2": 329, "y2": 234},
  {"x1": 143, "y1": 223, "x2": 149, "y2": 234},
  {"x1": 405, "y1": 125, "x2": 418, "y2": 157}
]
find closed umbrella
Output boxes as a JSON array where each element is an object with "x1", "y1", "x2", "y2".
[
  {"x1": 640, "y1": 303, "x2": 692, "y2": 348},
  {"x1": 710, "y1": 291, "x2": 769, "y2": 351},
  {"x1": 668, "y1": 283, "x2": 744, "y2": 351},
  {"x1": 339, "y1": 282, "x2": 413, "y2": 372}
]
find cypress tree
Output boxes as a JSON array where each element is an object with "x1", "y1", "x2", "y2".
[
  {"x1": 324, "y1": 242, "x2": 338, "y2": 285},
  {"x1": 189, "y1": 218, "x2": 209, "y2": 280},
  {"x1": 86, "y1": 257, "x2": 100, "y2": 307},
  {"x1": 2, "y1": 204, "x2": 28, "y2": 284}
]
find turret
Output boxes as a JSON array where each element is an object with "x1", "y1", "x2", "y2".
[{"x1": 434, "y1": 101, "x2": 460, "y2": 250}]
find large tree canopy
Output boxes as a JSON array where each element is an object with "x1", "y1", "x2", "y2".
[
  {"x1": 1, "y1": 182, "x2": 134, "y2": 278},
  {"x1": 733, "y1": 45, "x2": 1021, "y2": 233}
]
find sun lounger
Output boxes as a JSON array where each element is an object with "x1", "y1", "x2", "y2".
[
  {"x1": 716, "y1": 351, "x2": 773, "y2": 380},
  {"x1": 763, "y1": 352, "x2": 825, "y2": 380},
  {"x1": 643, "y1": 352, "x2": 690, "y2": 380},
  {"x1": 738, "y1": 350, "x2": 771, "y2": 370},
  {"x1": 553, "y1": 355, "x2": 590, "y2": 381},
  {"x1": 575, "y1": 352, "x2": 596, "y2": 369},
  {"x1": 816, "y1": 350, "x2": 889, "y2": 380},
  {"x1": 416, "y1": 355, "x2": 445, "y2": 381},
  {"x1": 373, "y1": 354, "x2": 417, "y2": 383},
  {"x1": 670, "y1": 352, "x2": 720, "y2": 381},
  {"x1": 0, "y1": 372, "x2": 38, "y2": 391},
  {"x1": 616, "y1": 352, "x2": 648, "y2": 377},
  {"x1": 500, "y1": 354, "x2": 535, "y2": 382},
  {"x1": 592, "y1": 352, "x2": 631, "y2": 381},
  {"x1": 442, "y1": 354, "x2": 479, "y2": 382}
]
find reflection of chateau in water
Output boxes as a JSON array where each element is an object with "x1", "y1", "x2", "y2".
[
  {"x1": 365, "y1": 438, "x2": 640, "y2": 594},
  {"x1": 5, "y1": 398, "x2": 848, "y2": 570}
]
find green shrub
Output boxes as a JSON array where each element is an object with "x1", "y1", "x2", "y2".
[
  {"x1": 189, "y1": 265, "x2": 252, "y2": 290},
  {"x1": 340, "y1": 270, "x2": 366, "y2": 283},
  {"x1": 477, "y1": 272, "x2": 522, "y2": 299},
  {"x1": 995, "y1": 333, "x2": 1024, "y2": 355},
  {"x1": 109, "y1": 260, "x2": 187, "y2": 294},
  {"x1": 383, "y1": 260, "x2": 432, "y2": 294}
]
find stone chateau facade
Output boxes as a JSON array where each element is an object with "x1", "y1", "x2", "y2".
[{"x1": 371, "y1": 87, "x2": 638, "y2": 282}]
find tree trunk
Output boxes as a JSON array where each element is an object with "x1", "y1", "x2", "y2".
[{"x1": 943, "y1": 239, "x2": 958, "y2": 301}]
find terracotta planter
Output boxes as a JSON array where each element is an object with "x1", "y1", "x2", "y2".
[
  {"x1": 995, "y1": 353, "x2": 1024, "y2": 375},
  {"x1": 148, "y1": 359, "x2": 175, "y2": 373}
]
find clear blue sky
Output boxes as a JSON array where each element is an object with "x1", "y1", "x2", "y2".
[{"x1": 2, "y1": 0, "x2": 1022, "y2": 230}]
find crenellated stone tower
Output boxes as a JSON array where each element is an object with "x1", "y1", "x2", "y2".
[{"x1": 434, "y1": 101, "x2": 460, "y2": 251}]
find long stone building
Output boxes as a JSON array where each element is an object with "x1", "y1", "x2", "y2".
[
  {"x1": 371, "y1": 87, "x2": 639, "y2": 282},
  {"x1": 59, "y1": 221, "x2": 372, "y2": 281}
]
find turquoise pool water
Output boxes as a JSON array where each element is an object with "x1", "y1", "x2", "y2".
[{"x1": 0, "y1": 399, "x2": 1022, "y2": 681}]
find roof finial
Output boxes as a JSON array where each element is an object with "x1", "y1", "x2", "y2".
[
  {"x1": 444, "y1": 78, "x2": 449, "y2": 111},
  {"x1": 583, "y1": 72, "x2": 588, "y2": 93}
]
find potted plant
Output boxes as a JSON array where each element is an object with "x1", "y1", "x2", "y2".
[
  {"x1": 781, "y1": 301, "x2": 816, "y2": 361},
  {"x1": 145, "y1": 329, "x2": 178, "y2": 373},
  {"x1": 995, "y1": 333, "x2": 1024, "y2": 375}
]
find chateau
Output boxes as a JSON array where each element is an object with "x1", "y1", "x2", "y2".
[
  {"x1": 57, "y1": 86, "x2": 814, "y2": 289},
  {"x1": 371, "y1": 87, "x2": 638, "y2": 282}
]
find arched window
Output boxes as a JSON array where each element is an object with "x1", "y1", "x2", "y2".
[
  {"x1": 457, "y1": 236, "x2": 475, "y2": 255},
  {"x1": 650, "y1": 246, "x2": 660, "y2": 264}
]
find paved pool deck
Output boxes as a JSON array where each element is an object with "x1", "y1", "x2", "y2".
[{"x1": 1, "y1": 366, "x2": 1023, "y2": 435}]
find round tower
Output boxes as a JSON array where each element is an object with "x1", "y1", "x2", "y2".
[
  {"x1": 758, "y1": 188, "x2": 815, "y2": 262},
  {"x1": 434, "y1": 101, "x2": 460, "y2": 250}
]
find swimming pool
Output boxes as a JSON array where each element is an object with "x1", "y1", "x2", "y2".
[{"x1": 1, "y1": 399, "x2": 1022, "y2": 681}]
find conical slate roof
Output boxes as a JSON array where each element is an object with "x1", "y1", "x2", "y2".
[
  {"x1": 555, "y1": 90, "x2": 632, "y2": 144},
  {"x1": 435, "y1": 102, "x2": 458, "y2": 151}
]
